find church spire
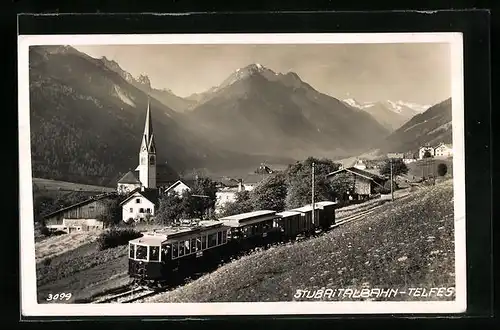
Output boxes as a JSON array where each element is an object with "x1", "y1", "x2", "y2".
[
  {"x1": 140, "y1": 98, "x2": 155, "y2": 153},
  {"x1": 143, "y1": 98, "x2": 153, "y2": 141}
]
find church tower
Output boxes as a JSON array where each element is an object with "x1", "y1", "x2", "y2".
[{"x1": 138, "y1": 99, "x2": 157, "y2": 188}]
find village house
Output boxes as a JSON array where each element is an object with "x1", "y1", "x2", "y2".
[
  {"x1": 215, "y1": 187, "x2": 241, "y2": 215},
  {"x1": 164, "y1": 180, "x2": 191, "y2": 196},
  {"x1": 120, "y1": 186, "x2": 159, "y2": 223},
  {"x1": 326, "y1": 167, "x2": 388, "y2": 200},
  {"x1": 434, "y1": 143, "x2": 453, "y2": 158},
  {"x1": 418, "y1": 145, "x2": 436, "y2": 159},
  {"x1": 353, "y1": 159, "x2": 367, "y2": 170},
  {"x1": 43, "y1": 193, "x2": 117, "y2": 233}
]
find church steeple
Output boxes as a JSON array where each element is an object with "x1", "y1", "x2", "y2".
[
  {"x1": 138, "y1": 98, "x2": 157, "y2": 188},
  {"x1": 140, "y1": 98, "x2": 156, "y2": 153}
]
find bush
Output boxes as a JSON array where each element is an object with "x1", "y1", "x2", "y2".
[
  {"x1": 96, "y1": 228, "x2": 142, "y2": 251},
  {"x1": 437, "y1": 163, "x2": 448, "y2": 176}
]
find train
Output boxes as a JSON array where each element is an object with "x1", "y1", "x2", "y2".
[{"x1": 127, "y1": 201, "x2": 337, "y2": 288}]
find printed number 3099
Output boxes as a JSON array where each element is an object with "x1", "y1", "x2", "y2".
[{"x1": 47, "y1": 293, "x2": 72, "y2": 301}]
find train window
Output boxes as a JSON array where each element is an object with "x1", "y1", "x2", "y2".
[
  {"x1": 172, "y1": 242, "x2": 178, "y2": 259},
  {"x1": 184, "y1": 240, "x2": 191, "y2": 254},
  {"x1": 222, "y1": 230, "x2": 227, "y2": 243},
  {"x1": 149, "y1": 246, "x2": 160, "y2": 261},
  {"x1": 129, "y1": 243, "x2": 135, "y2": 258},
  {"x1": 178, "y1": 242, "x2": 185, "y2": 256},
  {"x1": 196, "y1": 237, "x2": 202, "y2": 250},
  {"x1": 201, "y1": 235, "x2": 207, "y2": 249},
  {"x1": 208, "y1": 233, "x2": 217, "y2": 248},
  {"x1": 136, "y1": 245, "x2": 147, "y2": 261},
  {"x1": 217, "y1": 231, "x2": 222, "y2": 245},
  {"x1": 190, "y1": 238, "x2": 196, "y2": 252}
]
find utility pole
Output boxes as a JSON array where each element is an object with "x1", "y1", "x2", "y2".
[
  {"x1": 312, "y1": 162, "x2": 315, "y2": 224},
  {"x1": 390, "y1": 158, "x2": 394, "y2": 201}
]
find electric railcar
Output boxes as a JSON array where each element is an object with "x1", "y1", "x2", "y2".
[{"x1": 128, "y1": 201, "x2": 337, "y2": 285}]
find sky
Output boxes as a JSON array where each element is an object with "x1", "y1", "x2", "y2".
[{"x1": 74, "y1": 43, "x2": 452, "y2": 105}]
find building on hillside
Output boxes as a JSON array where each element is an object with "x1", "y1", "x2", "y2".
[
  {"x1": 164, "y1": 180, "x2": 191, "y2": 196},
  {"x1": 326, "y1": 167, "x2": 388, "y2": 200},
  {"x1": 353, "y1": 159, "x2": 367, "y2": 170},
  {"x1": 215, "y1": 187, "x2": 240, "y2": 215},
  {"x1": 43, "y1": 193, "x2": 116, "y2": 233},
  {"x1": 120, "y1": 186, "x2": 159, "y2": 223},
  {"x1": 418, "y1": 145, "x2": 435, "y2": 159},
  {"x1": 403, "y1": 151, "x2": 418, "y2": 164},
  {"x1": 434, "y1": 143, "x2": 453, "y2": 158},
  {"x1": 387, "y1": 153, "x2": 404, "y2": 159},
  {"x1": 117, "y1": 171, "x2": 142, "y2": 195}
]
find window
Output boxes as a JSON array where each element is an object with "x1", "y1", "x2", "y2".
[
  {"x1": 172, "y1": 242, "x2": 178, "y2": 259},
  {"x1": 217, "y1": 231, "x2": 222, "y2": 245},
  {"x1": 178, "y1": 242, "x2": 185, "y2": 256},
  {"x1": 184, "y1": 240, "x2": 191, "y2": 254},
  {"x1": 149, "y1": 155, "x2": 155, "y2": 165},
  {"x1": 149, "y1": 246, "x2": 160, "y2": 261},
  {"x1": 136, "y1": 198, "x2": 140, "y2": 204},
  {"x1": 196, "y1": 237, "x2": 202, "y2": 250},
  {"x1": 190, "y1": 238, "x2": 196, "y2": 252},
  {"x1": 136, "y1": 245, "x2": 147, "y2": 261},
  {"x1": 129, "y1": 208, "x2": 133, "y2": 213},
  {"x1": 146, "y1": 208, "x2": 151, "y2": 213},
  {"x1": 139, "y1": 208, "x2": 144, "y2": 213},
  {"x1": 201, "y1": 235, "x2": 207, "y2": 249},
  {"x1": 208, "y1": 233, "x2": 217, "y2": 248},
  {"x1": 222, "y1": 230, "x2": 227, "y2": 244},
  {"x1": 129, "y1": 243, "x2": 135, "y2": 258}
]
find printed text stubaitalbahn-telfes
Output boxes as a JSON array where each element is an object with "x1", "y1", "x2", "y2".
[{"x1": 293, "y1": 287, "x2": 456, "y2": 299}]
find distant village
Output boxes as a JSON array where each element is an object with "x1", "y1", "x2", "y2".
[{"x1": 41, "y1": 102, "x2": 453, "y2": 235}]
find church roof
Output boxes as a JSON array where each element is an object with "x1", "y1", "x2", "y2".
[{"x1": 117, "y1": 171, "x2": 141, "y2": 184}]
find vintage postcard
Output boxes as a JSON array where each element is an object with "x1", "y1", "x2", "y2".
[{"x1": 19, "y1": 32, "x2": 466, "y2": 317}]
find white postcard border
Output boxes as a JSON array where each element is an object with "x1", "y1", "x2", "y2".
[{"x1": 18, "y1": 32, "x2": 466, "y2": 317}]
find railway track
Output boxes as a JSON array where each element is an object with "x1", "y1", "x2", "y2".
[{"x1": 92, "y1": 286, "x2": 158, "y2": 304}]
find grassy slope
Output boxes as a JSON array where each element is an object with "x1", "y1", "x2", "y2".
[
  {"x1": 33, "y1": 178, "x2": 117, "y2": 191},
  {"x1": 36, "y1": 242, "x2": 130, "y2": 303},
  {"x1": 144, "y1": 180, "x2": 455, "y2": 303}
]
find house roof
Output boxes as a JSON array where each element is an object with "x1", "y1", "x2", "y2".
[
  {"x1": 120, "y1": 187, "x2": 160, "y2": 206},
  {"x1": 326, "y1": 167, "x2": 387, "y2": 182},
  {"x1": 43, "y1": 193, "x2": 117, "y2": 219},
  {"x1": 117, "y1": 171, "x2": 141, "y2": 184},
  {"x1": 164, "y1": 180, "x2": 191, "y2": 193}
]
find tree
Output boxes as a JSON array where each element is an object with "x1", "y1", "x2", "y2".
[
  {"x1": 423, "y1": 150, "x2": 433, "y2": 158},
  {"x1": 380, "y1": 158, "x2": 409, "y2": 177},
  {"x1": 220, "y1": 190, "x2": 254, "y2": 217},
  {"x1": 437, "y1": 163, "x2": 448, "y2": 176},
  {"x1": 284, "y1": 157, "x2": 341, "y2": 209},
  {"x1": 183, "y1": 177, "x2": 218, "y2": 219},
  {"x1": 97, "y1": 197, "x2": 121, "y2": 228},
  {"x1": 250, "y1": 172, "x2": 287, "y2": 211},
  {"x1": 155, "y1": 191, "x2": 184, "y2": 225},
  {"x1": 328, "y1": 172, "x2": 356, "y2": 201}
]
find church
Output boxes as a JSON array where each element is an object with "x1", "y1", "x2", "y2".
[{"x1": 117, "y1": 100, "x2": 180, "y2": 223}]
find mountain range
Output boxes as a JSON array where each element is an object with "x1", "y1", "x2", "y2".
[
  {"x1": 342, "y1": 98, "x2": 430, "y2": 132},
  {"x1": 382, "y1": 97, "x2": 452, "y2": 154},
  {"x1": 28, "y1": 45, "x2": 449, "y2": 186}
]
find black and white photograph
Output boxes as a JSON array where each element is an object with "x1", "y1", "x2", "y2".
[{"x1": 19, "y1": 32, "x2": 466, "y2": 316}]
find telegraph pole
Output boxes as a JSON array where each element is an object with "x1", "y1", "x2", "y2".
[
  {"x1": 312, "y1": 162, "x2": 315, "y2": 224},
  {"x1": 390, "y1": 158, "x2": 394, "y2": 201}
]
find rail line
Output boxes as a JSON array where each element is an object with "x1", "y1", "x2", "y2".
[{"x1": 92, "y1": 286, "x2": 158, "y2": 304}]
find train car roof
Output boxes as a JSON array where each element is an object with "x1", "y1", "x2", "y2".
[
  {"x1": 290, "y1": 205, "x2": 316, "y2": 213},
  {"x1": 276, "y1": 210, "x2": 302, "y2": 217},
  {"x1": 130, "y1": 220, "x2": 228, "y2": 245},
  {"x1": 218, "y1": 210, "x2": 277, "y2": 227},
  {"x1": 129, "y1": 235, "x2": 167, "y2": 245},
  {"x1": 314, "y1": 201, "x2": 338, "y2": 207}
]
